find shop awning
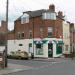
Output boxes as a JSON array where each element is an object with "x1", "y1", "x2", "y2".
[
  {"x1": 42, "y1": 40, "x2": 48, "y2": 44},
  {"x1": 34, "y1": 40, "x2": 48, "y2": 44},
  {"x1": 53, "y1": 40, "x2": 57, "y2": 44},
  {"x1": 53, "y1": 40, "x2": 64, "y2": 44},
  {"x1": 58, "y1": 41, "x2": 64, "y2": 44},
  {"x1": 34, "y1": 40, "x2": 64, "y2": 44},
  {"x1": 34, "y1": 41, "x2": 43, "y2": 44}
]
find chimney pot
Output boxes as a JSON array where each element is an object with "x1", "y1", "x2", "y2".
[
  {"x1": 58, "y1": 11, "x2": 63, "y2": 18},
  {"x1": 49, "y1": 4, "x2": 55, "y2": 12}
]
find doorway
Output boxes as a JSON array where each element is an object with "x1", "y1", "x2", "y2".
[{"x1": 48, "y1": 43, "x2": 53, "y2": 57}]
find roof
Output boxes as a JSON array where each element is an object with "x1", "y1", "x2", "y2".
[
  {"x1": 56, "y1": 16, "x2": 65, "y2": 20},
  {"x1": 24, "y1": 9, "x2": 46, "y2": 17},
  {"x1": 8, "y1": 30, "x2": 15, "y2": 34},
  {"x1": 15, "y1": 9, "x2": 56, "y2": 21}
]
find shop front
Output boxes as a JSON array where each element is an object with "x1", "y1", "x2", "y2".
[{"x1": 34, "y1": 38, "x2": 64, "y2": 58}]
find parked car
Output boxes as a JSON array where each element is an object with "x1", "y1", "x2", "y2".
[{"x1": 10, "y1": 50, "x2": 29, "y2": 59}]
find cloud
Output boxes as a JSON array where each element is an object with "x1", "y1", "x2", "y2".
[
  {"x1": 8, "y1": 22, "x2": 14, "y2": 30},
  {"x1": 0, "y1": 0, "x2": 6, "y2": 20},
  {"x1": 0, "y1": 0, "x2": 75, "y2": 30}
]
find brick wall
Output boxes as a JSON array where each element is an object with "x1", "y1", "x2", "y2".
[
  {"x1": 14, "y1": 16, "x2": 63, "y2": 39},
  {"x1": 0, "y1": 21, "x2": 7, "y2": 45},
  {"x1": 8, "y1": 5, "x2": 63, "y2": 40},
  {"x1": 0, "y1": 21, "x2": 6, "y2": 33}
]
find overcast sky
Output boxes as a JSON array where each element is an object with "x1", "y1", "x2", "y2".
[{"x1": 0, "y1": 0, "x2": 75, "y2": 30}]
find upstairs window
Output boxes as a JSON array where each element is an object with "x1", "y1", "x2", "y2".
[
  {"x1": 40, "y1": 27, "x2": 43, "y2": 38},
  {"x1": 21, "y1": 13, "x2": 29, "y2": 24},
  {"x1": 48, "y1": 27, "x2": 53, "y2": 37},
  {"x1": 64, "y1": 32, "x2": 69, "y2": 39},
  {"x1": 29, "y1": 30, "x2": 32, "y2": 39},
  {"x1": 50, "y1": 13, "x2": 56, "y2": 20},
  {"x1": 42, "y1": 12, "x2": 56, "y2": 20},
  {"x1": 17, "y1": 32, "x2": 24, "y2": 39},
  {"x1": 21, "y1": 32, "x2": 24, "y2": 38},
  {"x1": 17, "y1": 32, "x2": 20, "y2": 39},
  {"x1": 65, "y1": 45, "x2": 68, "y2": 51}
]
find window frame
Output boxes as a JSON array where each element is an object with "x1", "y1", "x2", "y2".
[
  {"x1": 42, "y1": 12, "x2": 56, "y2": 20},
  {"x1": 17, "y1": 32, "x2": 24, "y2": 39},
  {"x1": 40, "y1": 27, "x2": 43, "y2": 38},
  {"x1": 21, "y1": 13, "x2": 29, "y2": 24},
  {"x1": 48, "y1": 27, "x2": 53, "y2": 38},
  {"x1": 29, "y1": 30, "x2": 32, "y2": 39}
]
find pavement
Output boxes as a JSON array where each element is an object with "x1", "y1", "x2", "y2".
[
  {"x1": 33, "y1": 56, "x2": 70, "y2": 62},
  {"x1": 0, "y1": 63, "x2": 33, "y2": 75}
]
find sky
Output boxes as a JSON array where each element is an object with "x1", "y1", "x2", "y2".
[{"x1": 0, "y1": 0, "x2": 75, "y2": 30}]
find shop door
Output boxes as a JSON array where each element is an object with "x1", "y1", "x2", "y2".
[{"x1": 48, "y1": 43, "x2": 53, "y2": 57}]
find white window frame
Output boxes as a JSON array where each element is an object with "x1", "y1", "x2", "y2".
[
  {"x1": 48, "y1": 27, "x2": 53, "y2": 37},
  {"x1": 21, "y1": 13, "x2": 29, "y2": 24},
  {"x1": 17, "y1": 32, "x2": 24, "y2": 39},
  {"x1": 42, "y1": 12, "x2": 56, "y2": 20},
  {"x1": 29, "y1": 30, "x2": 32, "y2": 39}
]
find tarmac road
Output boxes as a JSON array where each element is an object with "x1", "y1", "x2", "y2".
[{"x1": 6, "y1": 58, "x2": 75, "y2": 75}]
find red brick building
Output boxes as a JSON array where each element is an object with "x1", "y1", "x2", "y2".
[
  {"x1": 8, "y1": 4, "x2": 64, "y2": 58},
  {"x1": 11, "y1": 4, "x2": 64, "y2": 40},
  {"x1": 0, "y1": 21, "x2": 7, "y2": 33},
  {"x1": 0, "y1": 20, "x2": 7, "y2": 46}
]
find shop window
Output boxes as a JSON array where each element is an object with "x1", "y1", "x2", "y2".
[
  {"x1": 36, "y1": 44, "x2": 43, "y2": 55},
  {"x1": 56, "y1": 44, "x2": 62, "y2": 54}
]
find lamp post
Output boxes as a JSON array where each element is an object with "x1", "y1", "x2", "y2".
[
  {"x1": 5, "y1": 0, "x2": 9, "y2": 67},
  {"x1": 29, "y1": 15, "x2": 34, "y2": 59}
]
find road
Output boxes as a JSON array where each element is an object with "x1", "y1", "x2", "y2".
[
  {"x1": 8, "y1": 59, "x2": 54, "y2": 68},
  {"x1": 7, "y1": 58, "x2": 75, "y2": 75}
]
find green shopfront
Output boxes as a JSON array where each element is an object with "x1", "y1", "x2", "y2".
[
  {"x1": 34, "y1": 38, "x2": 64, "y2": 58},
  {"x1": 56, "y1": 41, "x2": 63, "y2": 55}
]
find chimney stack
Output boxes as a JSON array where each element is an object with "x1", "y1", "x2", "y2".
[
  {"x1": 58, "y1": 11, "x2": 63, "y2": 18},
  {"x1": 70, "y1": 23, "x2": 74, "y2": 30},
  {"x1": 49, "y1": 4, "x2": 55, "y2": 12}
]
